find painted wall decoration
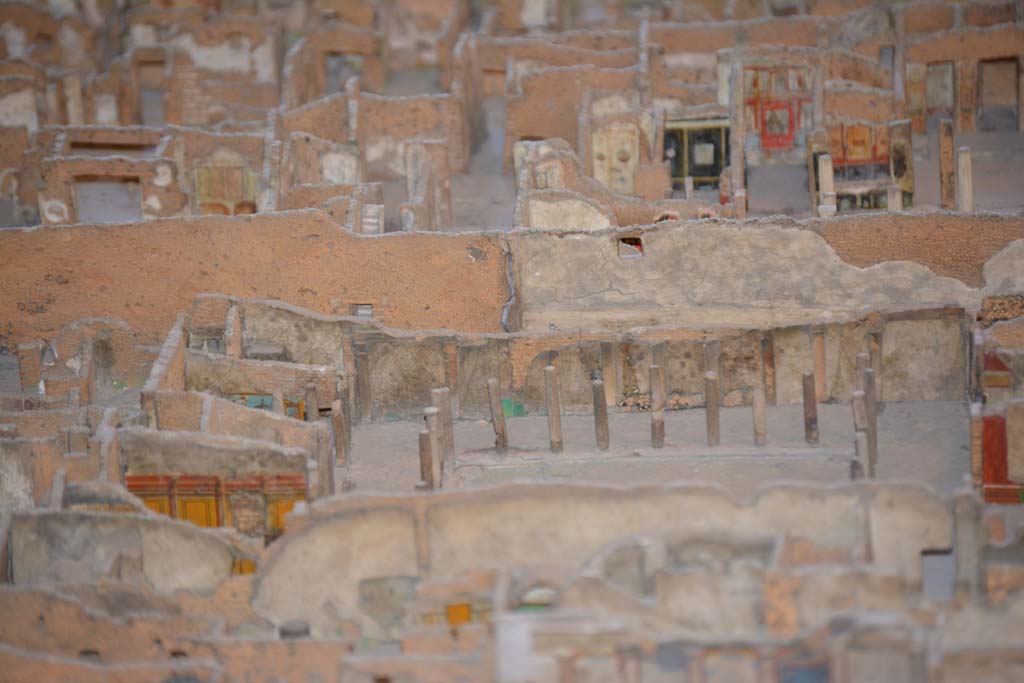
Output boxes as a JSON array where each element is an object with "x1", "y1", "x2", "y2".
[{"x1": 744, "y1": 65, "x2": 812, "y2": 157}]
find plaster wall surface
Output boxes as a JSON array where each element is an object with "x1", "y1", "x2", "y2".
[
  {"x1": 10, "y1": 511, "x2": 235, "y2": 594},
  {"x1": 189, "y1": 295, "x2": 969, "y2": 426},
  {"x1": 511, "y1": 214, "x2": 1024, "y2": 331},
  {"x1": 254, "y1": 482, "x2": 953, "y2": 637},
  {"x1": 0, "y1": 436, "x2": 104, "y2": 508},
  {"x1": 119, "y1": 427, "x2": 308, "y2": 480},
  {"x1": 184, "y1": 352, "x2": 340, "y2": 406},
  {"x1": 0, "y1": 89, "x2": 38, "y2": 133}
]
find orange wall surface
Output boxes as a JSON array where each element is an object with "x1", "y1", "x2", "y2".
[{"x1": 0, "y1": 210, "x2": 508, "y2": 344}]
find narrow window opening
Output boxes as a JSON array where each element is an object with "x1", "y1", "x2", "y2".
[
  {"x1": 69, "y1": 142, "x2": 157, "y2": 157},
  {"x1": 878, "y1": 45, "x2": 895, "y2": 71},
  {"x1": 921, "y1": 548, "x2": 955, "y2": 601},
  {"x1": 41, "y1": 344, "x2": 57, "y2": 366},
  {"x1": 617, "y1": 236, "x2": 644, "y2": 259},
  {"x1": 137, "y1": 60, "x2": 166, "y2": 127},
  {"x1": 769, "y1": 0, "x2": 800, "y2": 17}
]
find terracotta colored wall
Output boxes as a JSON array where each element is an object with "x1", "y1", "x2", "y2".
[
  {"x1": 358, "y1": 92, "x2": 468, "y2": 178},
  {"x1": 476, "y1": 36, "x2": 637, "y2": 74},
  {"x1": 1, "y1": 437, "x2": 102, "y2": 506},
  {"x1": 903, "y1": 3, "x2": 956, "y2": 35},
  {"x1": 905, "y1": 25, "x2": 1024, "y2": 132},
  {"x1": 815, "y1": 212, "x2": 1024, "y2": 288},
  {"x1": 963, "y1": 1, "x2": 1017, "y2": 28},
  {"x1": 0, "y1": 3, "x2": 98, "y2": 71},
  {"x1": 279, "y1": 94, "x2": 351, "y2": 146},
  {"x1": 553, "y1": 30, "x2": 636, "y2": 51},
  {"x1": 0, "y1": 588, "x2": 215, "y2": 663},
  {"x1": 648, "y1": 17, "x2": 818, "y2": 54},
  {"x1": 505, "y1": 65, "x2": 638, "y2": 168},
  {"x1": 906, "y1": 26, "x2": 1024, "y2": 65},
  {"x1": 284, "y1": 26, "x2": 386, "y2": 107},
  {"x1": 0, "y1": 210, "x2": 508, "y2": 345},
  {"x1": 824, "y1": 86, "x2": 895, "y2": 123}
]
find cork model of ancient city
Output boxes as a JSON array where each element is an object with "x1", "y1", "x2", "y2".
[{"x1": 1, "y1": 0, "x2": 1024, "y2": 681}]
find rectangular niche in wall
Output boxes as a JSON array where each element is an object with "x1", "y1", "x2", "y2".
[
  {"x1": 73, "y1": 177, "x2": 142, "y2": 224},
  {"x1": 140, "y1": 89, "x2": 165, "y2": 127},
  {"x1": 137, "y1": 60, "x2": 166, "y2": 127},
  {"x1": 978, "y1": 58, "x2": 1019, "y2": 132},
  {"x1": 925, "y1": 61, "x2": 955, "y2": 131},
  {"x1": 69, "y1": 141, "x2": 157, "y2": 158}
]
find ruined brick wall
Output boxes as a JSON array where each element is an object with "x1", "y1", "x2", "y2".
[
  {"x1": 0, "y1": 3, "x2": 98, "y2": 73},
  {"x1": 823, "y1": 84, "x2": 896, "y2": 122},
  {"x1": 516, "y1": 142, "x2": 718, "y2": 225},
  {"x1": 36, "y1": 155, "x2": 189, "y2": 225},
  {"x1": 0, "y1": 437, "x2": 102, "y2": 509},
  {"x1": 902, "y1": 2, "x2": 955, "y2": 34},
  {"x1": 147, "y1": 391, "x2": 204, "y2": 432},
  {"x1": 0, "y1": 407, "x2": 97, "y2": 441},
  {"x1": 905, "y1": 24, "x2": 1024, "y2": 133},
  {"x1": 279, "y1": 94, "x2": 352, "y2": 146},
  {"x1": 384, "y1": 0, "x2": 462, "y2": 68},
  {"x1": 552, "y1": 29, "x2": 637, "y2": 51},
  {"x1": 0, "y1": 210, "x2": 508, "y2": 346},
  {"x1": 474, "y1": 35, "x2": 638, "y2": 95},
  {"x1": 165, "y1": 52, "x2": 278, "y2": 128},
  {"x1": 119, "y1": 427, "x2": 308, "y2": 481},
  {"x1": 184, "y1": 352, "x2": 340, "y2": 406},
  {"x1": 813, "y1": 211, "x2": 1024, "y2": 288},
  {"x1": 358, "y1": 92, "x2": 469, "y2": 179},
  {"x1": 504, "y1": 65, "x2": 638, "y2": 169},
  {"x1": 648, "y1": 17, "x2": 819, "y2": 55},
  {"x1": 281, "y1": 38, "x2": 320, "y2": 110},
  {"x1": 8, "y1": 510, "x2": 236, "y2": 593},
  {"x1": 0, "y1": 587, "x2": 219, "y2": 663},
  {"x1": 0, "y1": 124, "x2": 34, "y2": 224},
  {"x1": 253, "y1": 482, "x2": 955, "y2": 639},
  {"x1": 188, "y1": 294, "x2": 970, "y2": 422},
  {"x1": 33, "y1": 318, "x2": 158, "y2": 396},
  {"x1": 284, "y1": 25, "x2": 386, "y2": 108},
  {"x1": 278, "y1": 184, "x2": 355, "y2": 211}
]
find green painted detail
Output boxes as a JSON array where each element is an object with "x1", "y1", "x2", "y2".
[
  {"x1": 501, "y1": 398, "x2": 528, "y2": 417},
  {"x1": 515, "y1": 604, "x2": 552, "y2": 612}
]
